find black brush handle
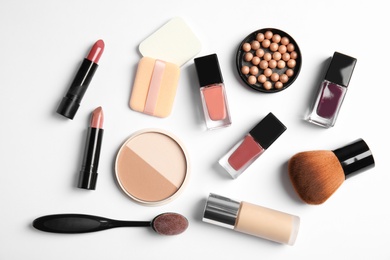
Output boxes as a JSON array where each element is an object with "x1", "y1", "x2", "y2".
[{"x1": 32, "y1": 214, "x2": 150, "y2": 233}]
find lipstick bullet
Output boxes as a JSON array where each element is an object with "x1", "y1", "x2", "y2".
[
  {"x1": 57, "y1": 40, "x2": 105, "y2": 119},
  {"x1": 78, "y1": 106, "x2": 104, "y2": 190}
]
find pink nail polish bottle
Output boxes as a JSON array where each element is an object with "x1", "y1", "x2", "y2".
[
  {"x1": 194, "y1": 54, "x2": 231, "y2": 130},
  {"x1": 219, "y1": 113, "x2": 286, "y2": 179}
]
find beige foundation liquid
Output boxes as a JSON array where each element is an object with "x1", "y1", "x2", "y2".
[
  {"x1": 235, "y1": 202, "x2": 299, "y2": 245},
  {"x1": 203, "y1": 193, "x2": 300, "y2": 245}
]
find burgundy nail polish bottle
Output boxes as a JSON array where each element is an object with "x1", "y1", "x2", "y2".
[{"x1": 306, "y1": 52, "x2": 357, "y2": 128}]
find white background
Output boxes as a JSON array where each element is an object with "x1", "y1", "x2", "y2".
[{"x1": 1, "y1": 0, "x2": 389, "y2": 259}]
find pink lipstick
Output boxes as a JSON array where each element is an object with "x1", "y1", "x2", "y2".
[
  {"x1": 86, "y1": 40, "x2": 104, "y2": 64},
  {"x1": 57, "y1": 40, "x2": 105, "y2": 119},
  {"x1": 78, "y1": 106, "x2": 104, "y2": 190}
]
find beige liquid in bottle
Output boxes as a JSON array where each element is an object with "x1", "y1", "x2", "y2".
[{"x1": 235, "y1": 202, "x2": 300, "y2": 245}]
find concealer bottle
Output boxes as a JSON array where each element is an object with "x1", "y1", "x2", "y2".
[{"x1": 203, "y1": 193, "x2": 300, "y2": 245}]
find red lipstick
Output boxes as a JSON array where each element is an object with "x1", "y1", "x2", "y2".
[
  {"x1": 86, "y1": 40, "x2": 104, "y2": 64},
  {"x1": 78, "y1": 106, "x2": 104, "y2": 190},
  {"x1": 57, "y1": 40, "x2": 105, "y2": 119}
]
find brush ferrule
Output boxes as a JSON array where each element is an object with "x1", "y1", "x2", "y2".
[{"x1": 332, "y1": 138, "x2": 375, "y2": 179}]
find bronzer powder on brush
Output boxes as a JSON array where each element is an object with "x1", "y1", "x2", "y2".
[{"x1": 115, "y1": 129, "x2": 190, "y2": 206}]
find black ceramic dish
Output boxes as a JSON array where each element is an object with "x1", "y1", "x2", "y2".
[{"x1": 236, "y1": 28, "x2": 302, "y2": 93}]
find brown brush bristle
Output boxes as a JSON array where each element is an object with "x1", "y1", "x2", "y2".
[
  {"x1": 288, "y1": 150, "x2": 345, "y2": 205},
  {"x1": 152, "y1": 213, "x2": 188, "y2": 235}
]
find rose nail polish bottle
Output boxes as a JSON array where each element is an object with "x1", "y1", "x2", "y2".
[
  {"x1": 219, "y1": 112, "x2": 286, "y2": 179},
  {"x1": 306, "y1": 52, "x2": 357, "y2": 128},
  {"x1": 203, "y1": 193, "x2": 300, "y2": 245},
  {"x1": 194, "y1": 54, "x2": 231, "y2": 130}
]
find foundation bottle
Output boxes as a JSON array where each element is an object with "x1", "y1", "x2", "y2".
[{"x1": 203, "y1": 193, "x2": 300, "y2": 245}]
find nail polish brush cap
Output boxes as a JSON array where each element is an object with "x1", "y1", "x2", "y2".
[
  {"x1": 202, "y1": 193, "x2": 240, "y2": 230},
  {"x1": 325, "y1": 52, "x2": 357, "y2": 87},
  {"x1": 332, "y1": 138, "x2": 375, "y2": 179},
  {"x1": 249, "y1": 112, "x2": 287, "y2": 149},
  {"x1": 194, "y1": 54, "x2": 223, "y2": 87}
]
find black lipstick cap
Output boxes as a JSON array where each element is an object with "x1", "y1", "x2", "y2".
[
  {"x1": 57, "y1": 59, "x2": 98, "y2": 119},
  {"x1": 78, "y1": 127, "x2": 103, "y2": 190}
]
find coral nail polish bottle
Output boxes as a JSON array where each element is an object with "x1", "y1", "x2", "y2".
[
  {"x1": 306, "y1": 52, "x2": 357, "y2": 128},
  {"x1": 219, "y1": 112, "x2": 286, "y2": 179},
  {"x1": 194, "y1": 54, "x2": 231, "y2": 130},
  {"x1": 203, "y1": 193, "x2": 300, "y2": 245}
]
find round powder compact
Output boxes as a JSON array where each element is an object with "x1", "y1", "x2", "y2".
[
  {"x1": 236, "y1": 28, "x2": 302, "y2": 93},
  {"x1": 115, "y1": 129, "x2": 190, "y2": 206}
]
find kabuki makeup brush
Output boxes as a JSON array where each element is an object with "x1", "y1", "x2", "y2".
[
  {"x1": 57, "y1": 40, "x2": 104, "y2": 119},
  {"x1": 32, "y1": 212, "x2": 188, "y2": 236},
  {"x1": 288, "y1": 138, "x2": 375, "y2": 205}
]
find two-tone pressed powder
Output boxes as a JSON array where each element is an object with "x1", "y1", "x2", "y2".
[{"x1": 115, "y1": 129, "x2": 190, "y2": 206}]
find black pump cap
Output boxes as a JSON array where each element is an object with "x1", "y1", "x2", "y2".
[
  {"x1": 332, "y1": 138, "x2": 375, "y2": 179},
  {"x1": 325, "y1": 52, "x2": 357, "y2": 87},
  {"x1": 249, "y1": 112, "x2": 287, "y2": 149},
  {"x1": 194, "y1": 54, "x2": 223, "y2": 87},
  {"x1": 57, "y1": 97, "x2": 79, "y2": 120}
]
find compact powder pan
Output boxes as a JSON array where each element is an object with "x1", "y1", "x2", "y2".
[{"x1": 115, "y1": 129, "x2": 190, "y2": 206}]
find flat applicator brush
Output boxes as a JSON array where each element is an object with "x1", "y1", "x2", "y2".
[
  {"x1": 32, "y1": 212, "x2": 188, "y2": 236},
  {"x1": 288, "y1": 138, "x2": 375, "y2": 205}
]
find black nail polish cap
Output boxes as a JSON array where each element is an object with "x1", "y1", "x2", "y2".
[
  {"x1": 249, "y1": 112, "x2": 287, "y2": 149},
  {"x1": 194, "y1": 53, "x2": 224, "y2": 87},
  {"x1": 325, "y1": 52, "x2": 357, "y2": 88}
]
